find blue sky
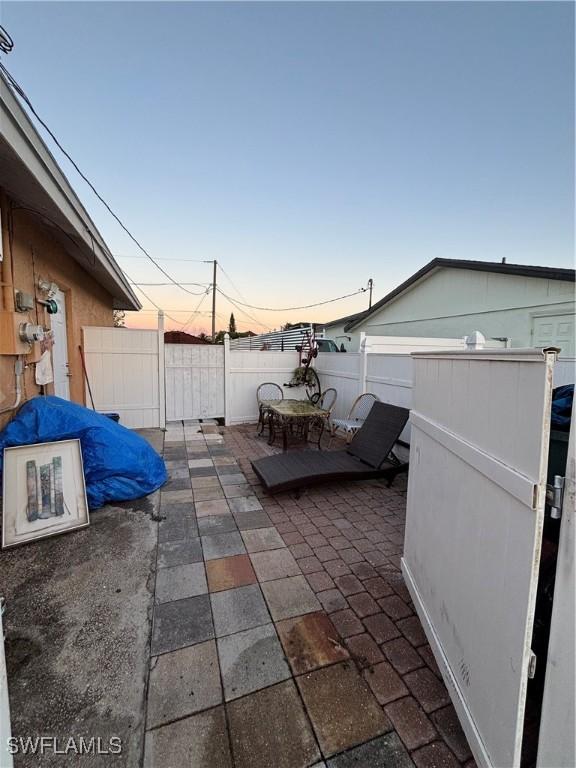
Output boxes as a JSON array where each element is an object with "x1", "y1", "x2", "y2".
[{"x1": 2, "y1": 1, "x2": 574, "y2": 332}]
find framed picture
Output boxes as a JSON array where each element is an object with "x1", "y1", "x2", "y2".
[{"x1": 2, "y1": 439, "x2": 89, "y2": 549}]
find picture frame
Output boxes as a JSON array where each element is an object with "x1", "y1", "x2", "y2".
[{"x1": 2, "y1": 439, "x2": 89, "y2": 549}]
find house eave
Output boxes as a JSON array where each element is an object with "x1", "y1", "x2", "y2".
[
  {"x1": 0, "y1": 73, "x2": 140, "y2": 311},
  {"x1": 345, "y1": 258, "x2": 576, "y2": 331}
]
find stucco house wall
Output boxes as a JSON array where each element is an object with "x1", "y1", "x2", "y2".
[{"x1": 0, "y1": 207, "x2": 115, "y2": 422}]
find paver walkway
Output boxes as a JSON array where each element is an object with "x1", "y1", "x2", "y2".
[{"x1": 143, "y1": 422, "x2": 475, "y2": 768}]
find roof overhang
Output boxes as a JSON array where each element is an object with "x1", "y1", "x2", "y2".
[
  {"x1": 345, "y1": 258, "x2": 575, "y2": 331},
  {"x1": 0, "y1": 73, "x2": 140, "y2": 310}
]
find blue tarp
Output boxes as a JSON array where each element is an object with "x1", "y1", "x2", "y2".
[
  {"x1": 551, "y1": 384, "x2": 573, "y2": 431},
  {"x1": 0, "y1": 396, "x2": 167, "y2": 509}
]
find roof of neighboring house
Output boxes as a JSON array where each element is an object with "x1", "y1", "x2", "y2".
[
  {"x1": 0, "y1": 73, "x2": 140, "y2": 310},
  {"x1": 345, "y1": 258, "x2": 576, "y2": 331},
  {"x1": 164, "y1": 331, "x2": 210, "y2": 344},
  {"x1": 319, "y1": 309, "x2": 369, "y2": 330}
]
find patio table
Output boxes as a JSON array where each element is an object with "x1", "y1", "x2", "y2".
[{"x1": 261, "y1": 399, "x2": 330, "y2": 452}]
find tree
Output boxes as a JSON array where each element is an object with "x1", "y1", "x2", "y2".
[
  {"x1": 229, "y1": 313, "x2": 237, "y2": 335},
  {"x1": 113, "y1": 310, "x2": 126, "y2": 327}
]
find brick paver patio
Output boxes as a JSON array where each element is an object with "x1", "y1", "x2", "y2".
[{"x1": 143, "y1": 421, "x2": 475, "y2": 768}]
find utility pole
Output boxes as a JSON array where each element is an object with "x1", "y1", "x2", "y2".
[
  {"x1": 211, "y1": 260, "x2": 217, "y2": 341},
  {"x1": 368, "y1": 278, "x2": 373, "y2": 309}
]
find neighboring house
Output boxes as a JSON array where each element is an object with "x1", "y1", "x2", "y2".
[
  {"x1": 0, "y1": 73, "x2": 140, "y2": 428},
  {"x1": 164, "y1": 331, "x2": 210, "y2": 344},
  {"x1": 318, "y1": 309, "x2": 368, "y2": 352},
  {"x1": 324, "y1": 259, "x2": 575, "y2": 356}
]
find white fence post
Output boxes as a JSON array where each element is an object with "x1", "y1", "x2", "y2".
[
  {"x1": 223, "y1": 332, "x2": 231, "y2": 426},
  {"x1": 359, "y1": 332, "x2": 369, "y2": 395},
  {"x1": 158, "y1": 311, "x2": 166, "y2": 429}
]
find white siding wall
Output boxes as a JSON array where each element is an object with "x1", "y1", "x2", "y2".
[{"x1": 346, "y1": 268, "x2": 575, "y2": 350}]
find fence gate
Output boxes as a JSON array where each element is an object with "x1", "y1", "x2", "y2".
[
  {"x1": 402, "y1": 348, "x2": 558, "y2": 768},
  {"x1": 82, "y1": 326, "x2": 164, "y2": 429},
  {"x1": 165, "y1": 344, "x2": 224, "y2": 421}
]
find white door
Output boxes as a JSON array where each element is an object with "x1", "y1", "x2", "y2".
[
  {"x1": 402, "y1": 348, "x2": 557, "y2": 768},
  {"x1": 537, "y1": 409, "x2": 575, "y2": 768},
  {"x1": 51, "y1": 289, "x2": 70, "y2": 399},
  {"x1": 532, "y1": 313, "x2": 575, "y2": 358}
]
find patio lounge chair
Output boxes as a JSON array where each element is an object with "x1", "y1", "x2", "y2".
[{"x1": 251, "y1": 401, "x2": 409, "y2": 493}]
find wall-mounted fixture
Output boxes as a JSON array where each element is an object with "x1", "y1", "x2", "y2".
[
  {"x1": 37, "y1": 298, "x2": 58, "y2": 314},
  {"x1": 15, "y1": 290, "x2": 35, "y2": 313},
  {"x1": 19, "y1": 322, "x2": 45, "y2": 344},
  {"x1": 38, "y1": 279, "x2": 59, "y2": 299}
]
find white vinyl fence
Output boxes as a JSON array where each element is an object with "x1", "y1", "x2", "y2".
[
  {"x1": 82, "y1": 321, "x2": 573, "y2": 432},
  {"x1": 165, "y1": 343, "x2": 224, "y2": 421},
  {"x1": 315, "y1": 334, "x2": 493, "y2": 442},
  {"x1": 82, "y1": 324, "x2": 165, "y2": 429},
  {"x1": 225, "y1": 344, "x2": 303, "y2": 425}
]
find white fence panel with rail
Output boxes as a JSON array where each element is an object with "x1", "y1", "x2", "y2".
[
  {"x1": 82, "y1": 323, "x2": 165, "y2": 429},
  {"x1": 165, "y1": 343, "x2": 225, "y2": 421},
  {"x1": 225, "y1": 343, "x2": 301, "y2": 425}
]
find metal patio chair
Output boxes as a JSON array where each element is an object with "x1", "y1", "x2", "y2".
[
  {"x1": 256, "y1": 382, "x2": 284, "y2": 436},
  {"x1": 331, "y1": 392, "x2": 380, "y2": 443}
]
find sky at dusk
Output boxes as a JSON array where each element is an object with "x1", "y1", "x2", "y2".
[{"x1": 1, "y1": 1, "x2": 574, "y2": 333}]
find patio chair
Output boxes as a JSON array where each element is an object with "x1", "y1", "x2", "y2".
[
  {"x1": 331, "y1": 392, "x2": 380, "y2": 443},
  {"x1": 306, "y1": 388, "x2": 338, "y2": 446},
  {"x1": 251, "y1": 401, "x2": 409, "y2": 494},
  {"x1": 257, "y1": 382, "x2": 284, "y2": 435}
]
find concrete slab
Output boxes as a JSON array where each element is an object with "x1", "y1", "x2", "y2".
[
  {"x1": 201, "y1": 532, "x2": 246, "y2": 561},
  {"x1": 241, "y1": 527, "x2": 285, "y2": 553},
  {"x1": 155, "y1": 562, "x2": 208, "y2": 604},
  {"x1": 250, "y1": 549, "x2": 301, "y2": 582},
  {"x1": 262, "y1": 575, "x2": 321, "y2": 621},
  {"x1": 206, "y1": 555, "x2": 258, "y2": 593},
  {"x1": 195, "y1": 499, "x2": 231, "y2": 518},
  {"x1": 198, "y1": 514, "x2": 238, "y2": 535},
  {"x1": 228, "y1": 496, "x2": 263, "y2": 514},
  {"x1": 1, "y1": 501, "x2": 157, "y2": 767},
  {"x1": 151, "y1": 594, "x2": 214, "y2": 655},
  {"x1": 217, "y1": 623, "x2": 290, "y2": 701},
  {"x1": 326, "y1": 732, "x2": 414, "y2": 767},
  {"x1": 158, "y1": 514, "x2": 198, "y2": 543},
  {"x1": 227, "y1": 680, "x2": 321, "y2": 768},
  {"x1": 210, "y1": 585, "x2": 270, "y2": 637},
  {"x1": 147, "y1": 640, "x2": 222, "y2": 729},
  {"x1": 296, "y1": 661, "x2": 391, "y2": 757},
  {"x1": 157, "y1": 537, "x2": 203, "y2": 568},
  {"x1": 233, "y1": 510, "x2": 273, "y2": 530},
  {"x1": 193, "y1": 487, "x2": 226, "y2": 502},
  {"x1": 276, "y1": 611, "x2": 349, "y2": 675},
  {"x1": 144, "y1": 706, "x2": 232, "y2": 768},
  {"x1": 223, "y1": 484, "x2": 253, "y2": 498}
]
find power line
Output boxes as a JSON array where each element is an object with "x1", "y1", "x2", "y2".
[
  {"x1": 217, "y1": 262, "x2": 269, "y2": 331},
  {"x1": 117, "y1": 255, "x2": 211, "y2": 263},
  {"x1": 181, "y1": 289, "x2": 210, "y2": 332},
  {"x1": 216, "y1": 287, "x2": 366, "y2": 312},
  {"x1": 123, "y1": 271, "x2": 187, "y2": 326},
  {"x1": 0, "y1": 60, "x2": 205, "y2": 298},
  {"x1": 222, "y1": 292, "x2": 272, "y2": 331}
]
